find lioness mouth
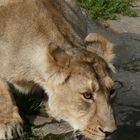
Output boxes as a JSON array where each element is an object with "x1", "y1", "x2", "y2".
[
  {"x1": 74, "y1": 130, "x2": 90, "y2": 140},
  {"x1": 75, "y1": 135, "x2": 89, "y2": 140}
]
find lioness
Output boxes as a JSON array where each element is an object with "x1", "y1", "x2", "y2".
[{"x1": 0, "y1": 0, "x2": 117, "y2": 140}]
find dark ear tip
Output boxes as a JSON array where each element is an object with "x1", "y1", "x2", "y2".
[
  {"x1": 48, "y1": 42, "x2": 65, "y2": 54},
  {"x1": 47, "y1": 42, "x2": 58, "y2": 53},
  {"x1": 84, "y1": 41, "x2": 96, "y2": 47},
  {"x1": 47, "y1": 43, "x2": 70, "y2": 68}
]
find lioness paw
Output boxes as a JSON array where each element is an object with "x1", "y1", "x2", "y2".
[{"x1": 0, "y1": 119, "x2": 23, "y2": 140}]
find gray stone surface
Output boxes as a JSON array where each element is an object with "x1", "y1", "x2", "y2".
[
  {"x1": 28, "y1": 115, "x2": 72, "y2": 136},
  {"x1": 58, "y1": 0, "x2": 87, "y2": 40},
  {"x1": 132, "y1": 1, "x2": 140, "y2": 13},
  {"x1": 106, "y1": 16, "x2": 140, "y2": 34}
]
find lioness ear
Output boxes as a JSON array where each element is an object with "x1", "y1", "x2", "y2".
[
  {"x1": 46, "y1": 43, "x2": 70, "y2": 85},
  {"x1": 85, "y1": 33, "x2": 115, "y2": 64},
  {"x1": 47, "y1": 43, "x2": 70, "y2": 68}
]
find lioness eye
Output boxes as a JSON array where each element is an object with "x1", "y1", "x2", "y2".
[{"x1": 82, "y1": 92, "x2": 93, "y2": 100}]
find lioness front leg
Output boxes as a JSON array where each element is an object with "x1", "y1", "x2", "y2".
[{"x1": 0, "y1": 79, "x2": 23, "y2": 140}]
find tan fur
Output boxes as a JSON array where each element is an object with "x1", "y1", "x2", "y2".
[
  {"x1": 85, "y1": 33, "x2": 115, "y2": 72},
  {"x1": 85, "y1": 33, "x2": 114, "y2": 62},
  {"x1": 0, "y1": 0, "x2": 116, "y2": 140},
  {"x1": 0, "y1": 80, "x2": 22, "y2": 139}
]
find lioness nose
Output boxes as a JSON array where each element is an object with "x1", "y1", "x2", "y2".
[
  {"x1": 104, "y1": 131, "x2": 113, "y2": 137},
  {"x1": 99, "y1": 128, "x2": 116, "y2": 137}
]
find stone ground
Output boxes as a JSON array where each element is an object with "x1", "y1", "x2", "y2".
[{"x1": 18, "y1": 1, "x2": 140, "y2": 140}]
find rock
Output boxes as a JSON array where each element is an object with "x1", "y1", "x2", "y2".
[
  {"x1": 106, "y1": 15, "x2": 140, "y2": 35},
  {"x1": 27, "y1": 115, "x2": 54, "y2": 126},
  {"x1": 57, "y1": 0, "x2": 87, "y2": 41},
  {"x1": 132, "y1": 1, "x2": 140, "y2": 13},
  {"x1": 27, "y1": 115, "x2": 73, "y2": 136},
  {"x1": 32, "y1": 120, "x2": 72, "y2": 136}
]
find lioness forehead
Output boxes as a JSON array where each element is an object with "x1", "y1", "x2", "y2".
[{"x1": 68, "y1": 59, "x2": 113, "y2": 93}]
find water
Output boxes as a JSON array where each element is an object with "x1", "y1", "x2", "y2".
[{"x1": 109, "y1": 126, "x2": 140, "y2": 140}]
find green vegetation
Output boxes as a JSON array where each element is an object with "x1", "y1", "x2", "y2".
[
  {"x1": 19, "y1": 129, "x2": 46, "y2": 140},
  {"x1": 78, "y1": 0, "x2": 138, "y2": 20}
]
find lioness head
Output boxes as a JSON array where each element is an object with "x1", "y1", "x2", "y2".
[{"x1": 44, "y1": 33, "x2": 117, "y2": 140}]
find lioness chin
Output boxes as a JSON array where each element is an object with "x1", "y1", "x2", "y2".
[{"x1": 0, "y1": 0, "x2": 117, "y2": 140}]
